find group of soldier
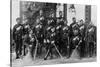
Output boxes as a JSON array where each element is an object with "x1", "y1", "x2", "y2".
[{"x1": 11, "y1": 9, "x2": 97, "y2": 60}]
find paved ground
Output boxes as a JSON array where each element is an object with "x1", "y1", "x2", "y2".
[{"x1": 11, "y1": 50, "x2": 96, "y2": 67}]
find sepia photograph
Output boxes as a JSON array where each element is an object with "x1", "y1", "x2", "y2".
[{"x1": 10, "y1": 0, "x2": 97, "y2": 67}]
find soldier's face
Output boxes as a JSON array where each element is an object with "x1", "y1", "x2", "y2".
[
  {"x1": 48, "y1": 20, "x2": 51, "y2": 25},
  {"x1": 73, "y1": 18, "x2": 76, "y2": 22},
  {"x1": 57, "y1": 19, "x2": 60, "y2": 23},
  {"x1": 17, "y1": 19, "x2": 21, "y2": 24},
  {"x1": 59, "y1": 12, "x2": 62, "y2": 17},
  {"x1": 51, "y1": 13, "x2": 54, "y2": 17},
  {"x1": 40, "y1": 10, "x2": 43, "y2": 16},
  {"x1": 29, "y1": 30, "x2": 33, "y2": 34},
  {"x1": 36, "y1": 19, "x2": 40, "y2": 24},
  {"x1": 49, "y1": 14, "x2": 52, "y2": 17},
  {"x1": 73, "y1": 30, "x2": 78, "y2": 35},
  {"x1": 51, "y1": 28, "x2": 55, "y2": 32},
  {"x1": 80, "y1": 20, "x2": 83, "y2": 24}
]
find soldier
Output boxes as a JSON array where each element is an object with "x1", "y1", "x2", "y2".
[
  {"x1": 39, "y1": 9, "x2": 46, "y2": 26},
  {"x1": 13, "y1": 17, "x2": 23, "y2": 59},
  {"x1": 56, "y1": 11, "x2": 65, "y2": 54},
  {"x1": 62, "y1": 24, "x2": 70, "y2": 57},
  {"x1": 44, "y1": 11, "x2": 55, "y2": 60},
  {"x1": 44, "y1": 11, "x2": 62, "y2": 60},
  {"x1": 86, "y1": 23, "x2": 96, "y2": 57},
  {"x1": 70, "y1": 25, "x2": 81, "y2": 58},
  {"x1": 69, "y1": 18, "x2": 81, "y2": 58},
  {"x1": 38, "y1": 9, "x2": 47, "y2": 48},
  {"x1": 22, "y1": 19, "x2": 30, "y2": 56},
  {"x1": 78, "y1": 19, "x2": 86, "y2": 58},
  {"x1": 69, "y1": 17, "x2": 77, "y2": 40},
  {"x1": 44, "y1": 26, "x2": 56, "y2": 60},
  {"x1": 29, "y1": 29, "x2": 37, "y2": 58},
  {"x1": 34, "y1": 18, "x2": 44, "y2": 57},
  {"x1": 57, "y1": 11, "x2": 65, "y2": 26}
]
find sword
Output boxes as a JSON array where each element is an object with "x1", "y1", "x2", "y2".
[
  {"x1": 71, "y1": 39, "x2": 82, "y2": 57},
  {"x1": 33, "y1": 34, "x2": 39, "y2": 60}
]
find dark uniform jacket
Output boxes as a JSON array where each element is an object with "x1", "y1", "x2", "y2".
[
  {"x1": 87, "y1": 25, "x2": 96, "y2": 42},
  {"x1": 13, "y1": 24, "x2": 23, "y2": 41}
]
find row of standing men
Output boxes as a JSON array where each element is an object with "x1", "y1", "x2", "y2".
[{"x1": 12, "y1": 11, "x2": 96, "y2": 60}]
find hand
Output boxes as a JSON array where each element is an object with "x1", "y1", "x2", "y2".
[
  {"x1": 51, "y1": 41, "x2": 54, "y2": 44},
  {"x1": 76, "y1": 45, "x2": 78, "y2": 48},
  {"x1": 80, "y1": 40, "x2": 82, "y2": 42},
  {"x1": 44, "y1": 39, "x2": 46, "y2": 43}
]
